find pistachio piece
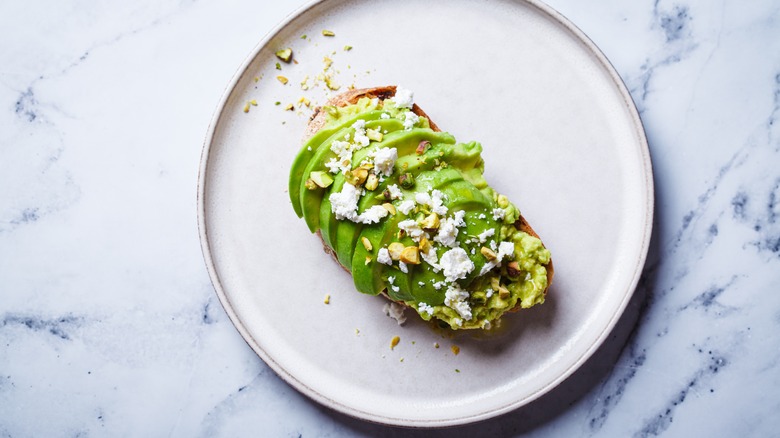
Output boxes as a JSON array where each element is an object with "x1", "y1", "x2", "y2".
[
  {"x1": 399, "y1": 172, "x2": 415, "y2": 189},
  {"x1": 366, "y1": 128, "x2": 383, "y2": 142},
  {"x1": 450, "y1": 345, "x2": 460, "y2": 355},
  {"x1": 275, "y1": 62, "x2": 281, "y2": 70},
  {"x1": 382, "y1": 203, "x2": 397, "y2": 215},
  {"x1": 416, "y1": 140, "x2": 430, "y2": 155},
  {"x1": 419, "y1": 236, "x2": 432, "y2": 254},
  {"x1": 400, "y1": 246, "x2": 421, "y2": 265},
  {"x1": 353, "y1": 168, "x2": 368, "y2": 185},
  {"x1": 506, "y1": 261, "x2": 522, "y2": 277},
  {"x1": 276, "y1": 75, "x2": 289, "y2": 85},
  {"x1": 309, "y1": 171, "x2": 334, "y2": 188},
  {"x1": 275, "y1": 48, "x2": 293, "y2": 62},
  {"x1": 322, "y1": 29, "x2": 336, "y2": 37},
  {"x1": 364, "y1": 173, "x2": 379, "y2": 191},
  {"x1": 480, "y1": 247, "x2": 498, "y2": 261},
  {"x1": 419, "y1": 213, "x2": 440, "y2": 231},
  {"x1": 284, "y1": 103, "x2": 294, "y2": 111},
  {"x1": 324, "y1": 294, "x2": 330, "y2": 304},
  {"x1": 365, "y1": 255, "x2": 372, "y2": 265},
  {"x1": 343, "y1": 45, "x2": 352, "y2": 51},
  {"x1": 304, "y1": 178, "x2": 317, "y2": 190},
  {"x1": 361, "y1": 236, "x2": 373, "y2": 252},
  {"x1": 497, "y1": 285, "x2": 510, "y2": 299},
  {"x1": 490, "y1": 276, "x2": 501, "y2": 291},
  {"x1": 388, "y1": 242, "x2": 405, "y2": 261},
  {"x1": 390, "y1": 335, "x2": 400, "y2": 349}
]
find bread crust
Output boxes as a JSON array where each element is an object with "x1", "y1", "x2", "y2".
[{"x1": 307, "y1": 86, "x2": 553, "y2": 314}]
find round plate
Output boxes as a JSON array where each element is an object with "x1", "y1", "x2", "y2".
[{"x1": 198, "y1": 0, "x2": 652, "y2": 427}]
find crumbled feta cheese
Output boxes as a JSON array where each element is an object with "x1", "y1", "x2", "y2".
[
  {"x1": 325, "y1": 157, "x2": 341, "y2": 174},
  {"x1": 398, "y1": 219, "x2": 427, "y2": 241},
  {"x1": 433, "y1": 281, "x2": 446, "y2": 290},
  {"x1": 386, "y1": 184, "x2": 403, "y2": 200},
  {"x1": 398, "y1": 261, "x2": 408, "y2": 273},
  {"x1": 357, "y1": 205, "x2": 389, "y2": 224},
  {"x1": 486, "y1": 288, "x2": 494, "y2": 298},
  {"x1": 430, "y1": 190, "x2": 448, "y2": 216},
  {"x1": 392, "y1": 87, "x2": 414, "y2": 109},
  {"x1": 373, "y1": 147, "x2": 398, "y2": 177},
  {"x1": 307, "y1": 146, "x2": 312, "y2": 151},
  {"x1": 418, "y1": 281, "x2": 425, "y2": 286},
  {"x1": 434, "y1": 211, "x2": 466, "y2": 248},
  {"x1": 387, "y1": 275, "x2": 395, "y2": 284},
  {"x1": 492, "y1": 208, "x2": 506, "y2": 221},
  {"x1": 402, "y1": 111, "x2": 419, "y2": 130},
  {"x1": 414, "y1": 192, "x2": 431, "y2": 206},
  {"x1": 383, "y1": 302, "x2": 406, "y2": 325},
  {"x1": 329, "y1": 183, "x2": 360, "y2": 221},
  {"x1": 477, "y1": 228, "x2": 495, "y2": 243},
  {"x1": 377, "y1": 248, "x2": 392, "y2": 265},
  {"x1": 497, "y1": 241, "x2": 515, "y2": 261},
  {"x1": 397, "y1": 199, "x2": 415, "y2": 215},
  {"x1": 380, "y1": 112, "x2": 390, "y2": 119},
  {"x1": 439, "y1": 247, "x2": 474, "y2": 282},
  {"x1": 445, "y1": 284, "x2": 472, "y2": 320},
  {"x1": 478, "y1": 213, "x2": 486, "y2": 219},
  {"x1": 391, "y1": 285, "x2": 400, "y2": 292},
  {"x1": 479, "y1": 261, "x2": 498, "y2": 276},
  {"x1": 452, "y1": 317, "x2": 463, "y2": 327},
  {"x1": 420, "y1": 247, "x2": 440, "y2": 271},
  {"x1": 418, "y1": 302, "x2": 434, "y2": 316}
]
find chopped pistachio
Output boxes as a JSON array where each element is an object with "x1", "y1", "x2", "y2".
[
  {"x1": 345, "y1": 168, "x2": 368, "y2": 186},
  {"x1": 400, "y1": 246, "x2": 420, "y2": 265},
  {"x1": 366, "y1": 128, "x2": 383, "y2": 142},
  {"x1": 382, "y1": 202, "x2": 397, "y2": 215},
  {"x1": 304, "y1": 178, "x2": 317, "y2": 190},
  {"x1": 498, "y1": 285, "x2": 510, "y2": 299},
  {"x1": 323, "y1": 56, "x2": 333, "y2": 69},
  {"x1": 274, "y1": 101, "x2": 281, "y2": 105},
  {"x1": 481, "y1": 247, "x2": 498, "y2": 261},
  {"x1": 361, "y1": 236, "x2": 373, "y2": 252},
  {"x1": 506, "y1": 261, "x2": 522, "y2": 277},
  {"x1": 451, "y1": 345, "x2": 460, "y2": 355},
  {"x1": 420, "y1": 213, "x2": 440, "y2": 231},
  {"x1": 297, "y1": 96, "x2": 311, "y2": 107},
  {"x1": 275, "y1": 48, "x2": 293, "y2": 62},
  {"x1": 343, "y1": 45, "x2": 352, "y2": 51},
  {"x1": 419, "y1": 237, "x2": 432, "y2": 254},
  {"x1": 301, "y1": 34, "x2": 307, "y2": 39},
  {"x1": 250, "y1": 99, "x2": 257, "y2": 106},
  {"x1": 416, "y1": 140, "x2": 430, "y2": 155},
  {"x1": 309, "y1": 171, "x2": 333, "y2": 188},
  {"x1": 284, "y1": 103, "x2": 294, "y2": 111},
  {"x1": 275, "y1": 62, "x2": 281, "y2": 70},
  {"x1": 365, "y1": 255, "x2": 372, "y2": 265},
  {"x1": 434, "y1": 342, "x2": 440, "y2": 349},
  {"x1": 276, "y1": 75, "x2": 289, "y2": 85},
  {"x1": 322, "y1": 29, "x2": 336, "y2": 37},
  {"x1": 324, "y1": 76, "x2": 340, "y2": 90},
  {"x1": 324, "y1": 294, "x2": 330, "y2": 304},
  {"x1": 242, "y1": 102, "x2": 250, "y2": 113},
  {"x1": 388, "y1": 242, "x2": 405, "y2": 261},
  {"x1": 365, "y1": 174, "x2": 379, "y2": 191},
  {"x1": 399, "y1": 172, "x2": 415, "y2": 189},
  {"x1": 253, "y1": 76, "x2": 260, "y2": 82}
]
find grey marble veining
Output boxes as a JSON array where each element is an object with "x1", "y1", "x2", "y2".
[{"x1": 1, "y1": 0, "x2": 779, "y2": 436}]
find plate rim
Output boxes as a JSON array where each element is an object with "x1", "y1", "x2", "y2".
[{"x1": 197, "y1": 0, "x2": 654, "y2": 427}]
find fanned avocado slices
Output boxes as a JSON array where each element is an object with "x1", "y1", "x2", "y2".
[{"x1": 289, "y1": 87, "x2": 552, "y2": 329}]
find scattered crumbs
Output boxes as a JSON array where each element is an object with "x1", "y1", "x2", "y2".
[
  {"x1": 275, "y1": 48, "x2": 293, "y2": 63},
  {"x1": 322, "y1": 29, "x2": 335, "y2": 37},
  {"x1": 275, "y1": 101, "x2": 281, "y2": 106},
  {"x1": 324, "y1": 294, "x2": 331, "y2": 304},
  {"x1": 284, "y1": 103, "x2": 294, "y2": 111},
  {"x1": 451, "y1": 345, "x2": 460, "y2": 355},
  {"x1": 300, "y1": 75, "x2": 310, "y2": 90},
  {"x1": 455, "y1": 369, "x2": 460, "y2": 373},
  {"x1": 400, "y1": 358, "x2": 404, "y2": 363},
  {"x1": 275, "y1": 62, "x2": 281, "y2": 70},
  {"x1": 297, "y1": 96, "x2": 311, "y2": 107},
  {"x1": 323, "y1": 56, "x2": 333, "y2": 69},
  {"x1": 253, "y1": 76, "x2": 260, "y2": 82},
  {"x1": 301, "y1": 34, "x2": 307, "y2": 39},
  {"x1": 343, "y1": 45, "x2": 352, "y2": 51},
  {"x1": 411, "y1": 341, "x2": 416, "y2": 345},
  {"x1": 242, "y1": 102, "x2": 250, "y2": 113},
  {"x1": 249, "y1": 99, "x2": 257, "y2": 106},
  {"x1": 390, "y1": 336, "x2": 400, "y2": 350},
  {"x1": 434, "y1": 342, "x2": 440, "y2": 349},
  {"x1": 355, "y1": 328, "x2": 360, "y2": 335},
  {"x1": 276, "y1": 75, "x2": 289, "y2": 85}
]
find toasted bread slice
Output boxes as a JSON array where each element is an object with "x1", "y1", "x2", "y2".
[{"x1": 305, "y1": 86, "x2": 553, "y2": 316}]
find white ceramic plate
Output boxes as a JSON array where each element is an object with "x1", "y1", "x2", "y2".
[{"x1": 198, "y1": 0, "x2": 652, "y2": 427}]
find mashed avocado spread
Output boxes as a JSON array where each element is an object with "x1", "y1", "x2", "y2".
[{"x1": 289, "y1": 88, "x2": 551, "y2": 329}]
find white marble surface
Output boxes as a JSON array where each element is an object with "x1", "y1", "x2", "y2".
[{"x1": 1, "y1": 0, "x2": 778, "y2": 436}]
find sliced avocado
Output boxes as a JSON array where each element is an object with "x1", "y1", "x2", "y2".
[
  {"x1": 351, "y1": 213, "x2": 403, "y2": 295},
  {"x1": 319, "y1": 173, "x2": 345, "y2": 250}
]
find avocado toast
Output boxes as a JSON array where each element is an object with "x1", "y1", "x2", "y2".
[{"x1": 289, "y1": 86, "x2": 553, "y2": 329}]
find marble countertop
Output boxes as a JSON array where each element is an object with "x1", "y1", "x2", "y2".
[{"x1": 2, "y1": 0, "x2": 778, "y2": 436}]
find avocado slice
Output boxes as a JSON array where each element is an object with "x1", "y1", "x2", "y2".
[{"x1": 351, "y1": 213, "x2": 403, "y2": 295}]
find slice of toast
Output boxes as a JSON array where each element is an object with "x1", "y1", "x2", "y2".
[{"x1": 305, "y1": 86, "x2": 553, "y2": 317}]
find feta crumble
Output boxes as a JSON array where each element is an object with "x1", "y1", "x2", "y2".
[
  {"x1": 386, "y1": 184, "x2": 403, "y2": 200},
  {"x1": 392, "y1": 87, "x2": 414, "y2": 109},
  {"x1": 445, "y1": 284, "x2": 473, "y2": 320},
  {"x1": 383, "y1": 302, "x2": 407, "y2": 325},
  {"x1": 477, "y1": 228, "x2": 495, "y2": 244},
  {"x1": 418, "y1": 302, "x2": 434, "y2": 316},
  {"x1": 373, "y1": 147, "x2": 398, "y2": 177},
  {"x1": 492, "y1": 208, "x2": 506, "y2": 221},
  {"x1": 398, "y1": 219, "x2": 427, "y2": 241},
  {"x1": 397, "y1": 199, "x2": 416, "y2": 215},
  {"x1": 439, "y1": 247, "x2": 474, "y2": 282},
  {"x1": 402, "y1": 111, "x2": 419, "y2": 130},
  {"x1": 377, "y1": 247, "x2": 392, "y2": 265},
  {"x1": 398, "y1": 261, "x2": 408, "y2": 273}
]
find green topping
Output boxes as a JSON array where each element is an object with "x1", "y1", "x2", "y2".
[
  {"x1": 322, "y1": 29, "x2": 335, "y2": 37},
  {"x1": 275, "y1": 48, "x2": 293, "y2": 62}
]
